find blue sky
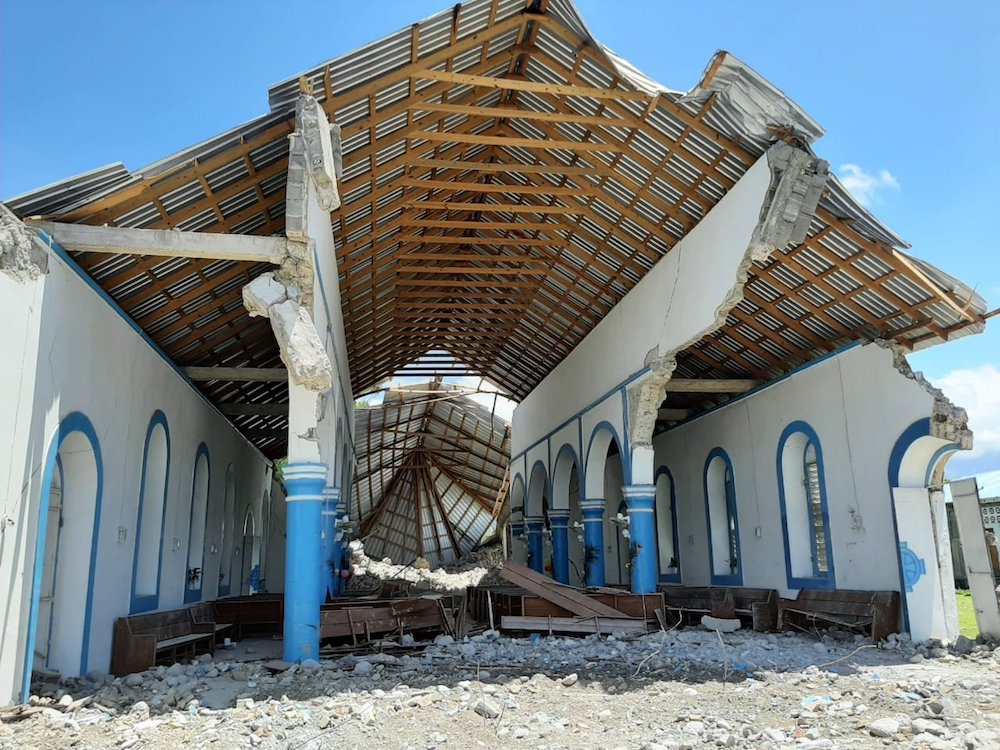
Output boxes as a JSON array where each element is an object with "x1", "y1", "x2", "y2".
[{"x1": 2, "y1": 1, "x2": 997, "y2": 475}]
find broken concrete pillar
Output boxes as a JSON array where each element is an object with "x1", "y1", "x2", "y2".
[
  {"x1": 1, "y1": 204, "x2": 47, "y2": 282},
  {"x1": 243, "y1": 272, "x2": 333, "y2": 393},
  {"x1": 622, "y1": 485, "x2": 657, "y2": 594},
  {"x1": 950, "y1": 478, "x2": 1000, "y2": 639},
  {"x1": 580, "y1": 499, "x2": 607, "y2": 587}
]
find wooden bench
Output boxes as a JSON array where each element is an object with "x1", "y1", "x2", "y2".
[
  {"x1": 111, "y1": 607, "x2": 217, "y2": 676},
  {"x1": 658, "y1": 586, "x2": 778, "y2": 632},
  {"x1": 777, "y1": 589, "x2": 900, "y2": 642},
  {"x1": 212, "y1": 594, "x2": 283, "y2": 640},
  {"x1": 188, "y1": 603, "x2": 235, "y2": 643}
]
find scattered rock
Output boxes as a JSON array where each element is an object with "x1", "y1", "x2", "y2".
[{"x1": 868, "y1": 718, "x2": 900, "y2": 737}]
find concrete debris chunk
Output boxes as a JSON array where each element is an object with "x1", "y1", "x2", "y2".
[{"x1": 700, "y1": 615, "x2": 741, "y2": 633}]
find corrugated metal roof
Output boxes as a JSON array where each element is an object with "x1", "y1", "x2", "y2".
[
  {"x1": 2, "y1": 0, "x2": 988, "y2": 455},
  {"x1": 353, "y1": 382, "x2": 509, "y2": 567}
]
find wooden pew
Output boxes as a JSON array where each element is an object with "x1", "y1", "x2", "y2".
[
  {"x1": 211, "y1": 594, "x2": 283, "y2": 640},
  {"x1": 658, "y1": 586, "x2": 778, "y2": 632},
  {"x1": 111, "y1": 608, "x2": 216, "y2": 676},
  {"x1": 777, "y1": 589, "x2": 900, "y2": 642}
]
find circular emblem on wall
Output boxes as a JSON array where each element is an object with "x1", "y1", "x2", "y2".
[{"x1": 898, "y1": 541, "x2": 926, "y2": 593}]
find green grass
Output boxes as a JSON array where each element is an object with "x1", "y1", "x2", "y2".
[{"x1": 956, "y1": 589, "x2": 979, "y2": 639}]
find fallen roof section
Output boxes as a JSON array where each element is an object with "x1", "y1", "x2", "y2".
[{"x1": 353, "y1": 381, "x2": 510, "y2": 568}]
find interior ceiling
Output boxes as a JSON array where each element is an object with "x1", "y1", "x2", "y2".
[
  {"x1": 5, "y1": 0, "x2": 988, "y2": 460},
  {"x1": 353, "y1": 382, "x2": 510, "y2": 567}
]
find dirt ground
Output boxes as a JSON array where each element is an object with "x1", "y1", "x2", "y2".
[{"x1": 2, "y1": 627, "x2": 999, "y2": 750}]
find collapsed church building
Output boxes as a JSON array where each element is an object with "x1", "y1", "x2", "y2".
[{"x1": 1, "y1": 0, "x2": 995, "y2": 710}]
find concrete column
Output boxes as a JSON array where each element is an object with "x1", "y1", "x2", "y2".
[
  {"x1": 549, "y1": 510, "x2": 571, "y2": 584},
  {"x1": 525, "y1": 517, "x2": 545, "y2": 574},
  {"x1": 282, "y1": 462, "x2": 327, "y2": 663},
  {"x1": 333, "y1": 494, "x2": 348, "y2": 597},
  {"x1": 623, "y1": 485, "x2": 657, "y2": 594},
  {"x1": 321, "y1": 486, "x2": 340, "y2": 601},
  {"x1": 580, "y1": 499, "x2": 607, "y2": 587}
]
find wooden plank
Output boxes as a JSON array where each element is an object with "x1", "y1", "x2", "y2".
[
  {"x1": 408, "y1": 129, "x2": 623, "y2": 152},
  {"x1": 400, "y1": 219, "x2": 569, "y2": 232},
  {"x1": 499, "y1": 563, "x2": 624, "y2": 618},
  {"x1": 400, "y1": 177, "x2": 588, "y2": 196},
  {"x1": 500, "y1": 615, "x2": 650, "y2": 635},
  {"x1": 398, "y1": 237, "x2": 562, "y2": 248},
  {"x1": 413, "y1": 69, "x2": 650, "y2": 101},
  {"x1": 184, "y1": 367, "x2": 287, "y2": 382},
  {"x1": 407, "y1": 102, "x2": 639, "y2": 127},
  {"x1": 218, "y1": 402, "x2": 289, "y2": 416},
  {"x1": 404, "y1": 201, "x2": 578, "y2": 214},
  {"x1": 411, "y1": 157, "x2": 597, "y2": 176},
  {"x1": 663, "y1": 379, "x2": 762, "y2": 393},
  {"x1": 30, "y1": 220, "x2": 287, "y2": 263}
]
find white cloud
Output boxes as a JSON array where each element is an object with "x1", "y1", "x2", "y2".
[
  {"x1": 935, "y1": 364, "x2": 1000, "y2": 460},
  {"x1": 837, "y1": 164, "x2": 900, "y2": 207}
]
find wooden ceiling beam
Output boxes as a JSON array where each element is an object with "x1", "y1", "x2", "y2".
[
  {"x1": 408, "y1": 129, "x2": 625, "y2": 152},
  {"x1": 399, "y1": 177, "x2": 588, "y2": 196},
  {"x1": 412, "y1": 69, "x2": 651, "y2": 101},
  {"x1": 406, "y1": 101, "x2": 639, "y2": 128}
]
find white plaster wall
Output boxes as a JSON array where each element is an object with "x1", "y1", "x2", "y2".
[
  {"x1": 0, "y1": 244, "x2": 271, "y2": 705},
  {"x1": 650, "y1": 344, "x2": 938, "y2": 595},
  {"x1": 512, "y1": 153, "x2": 773, "y2": 458}
]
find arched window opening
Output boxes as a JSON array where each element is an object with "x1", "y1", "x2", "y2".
[
  {"x1": 218, "y1": 465, "x2": 236, "y2": 597},
  {"x1": 778, "y1": 424, "x2": 834, "y2": 587},
  {"x1": 131, "y1": 414, "x2": 170, "y2": 612},
  {"x1": 655, "y1": 468, "x2": 680, "y2": 583},
  {"x1": 184, "y1": 446, "x2": 210, "y2": 602},
  {"x1": 704, "y1": 449, "x2": 742, "y2": 585}
]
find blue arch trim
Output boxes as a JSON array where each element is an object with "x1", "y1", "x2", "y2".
[
  {"x1": 703, "y1": 447, "x2": 743, "y2": 586},
  {"x1": 885, "y1": 417, "x2": 938, "y2": 635},
  {"x1": 526, "y1": 459, "x2": 550, "y2": 517},
  {"x1": 926, "y1": 443, "x2": 960, "y2": 486},
  {"x1": 585, "y1": 420, "x2": 627, "y2": 494},
  {"x1": 550, "y1": 442, "x2": 580, "y2": 507},
  {"x1": 183, "y1": 443, "x2": 211, "y2": 604},
  {"x1": 23, "y1": 411, "x2": 104, "y2": 701},
  {"x1": 654, "y1": 465, "x2": 681, "y2": 583},
  {"x1": 775, "y1": 421, "x2": 836, "y2": 590},
  {"x1": 130, "y1": 410, "x2": 172, "y2": 613},
  {"x1": 888, "y1": 418, "x2": 931, "y2": 488}
]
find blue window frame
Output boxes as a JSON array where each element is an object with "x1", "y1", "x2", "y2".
[{"x1": 777, "y1": 421, "x2": 835, "y2": 589}]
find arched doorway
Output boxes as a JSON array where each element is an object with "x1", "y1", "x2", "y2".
[
  {"x1": 551, "y1": 446, "x2": 583, "y2": 585},
  {"x1": 239, "y1": 508, "x2": 261, "y2": 595},
  {"x1": 585, "y1": 424, "x2": 625, "y2": 586},
  {"x1": 525, "y1": 461, "x2": 549, "y2": 574},
  {"x1": 25, "y1": 413, "x2": 103, "y2": 695}
]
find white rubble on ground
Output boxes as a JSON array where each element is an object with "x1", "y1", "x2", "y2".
[
  {"x1": 4, "y1": 628, "x2": 999, "y2": 750},
  {"x1": 347, "y1": 539, "x2": 493, "y2": 591}
]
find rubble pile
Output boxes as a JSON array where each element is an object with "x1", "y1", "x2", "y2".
[
  {"x1": 3, "y1": 628, "x2": 999, "y2": 749},
  {"x1": 348, "y1": 540, "x2": 494, "y2": 592}
]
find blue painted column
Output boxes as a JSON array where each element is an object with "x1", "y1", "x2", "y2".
[
  {"x1": 282, "y1": 462, "x2": 327, "y2": 663},
  {"x1": 525, "y1": 517, "x2": 545, "y2": 574},
  {"x1": 321, "y1": 487, "x2": 340, "y2": 601},
  {"x1": 549, "y1": 510, "x2": 571, "y2": 584},
  {"x1": 580, "y1": 499, "x2": 607, "y2": 587},
  {"x1": 623, "y1": 485, "x2": 657, "y2": 594}
]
